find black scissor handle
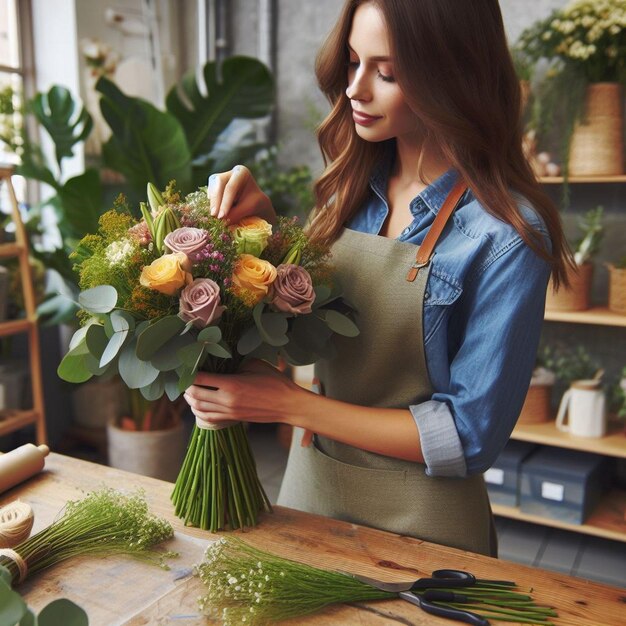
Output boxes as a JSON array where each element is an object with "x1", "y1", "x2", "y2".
[
  {"x1": 411, "y1": 569, "x2": 476, "y2": 589},
  {"x1": 399, "y1": 591, "x2": 490, "y2": 626}
]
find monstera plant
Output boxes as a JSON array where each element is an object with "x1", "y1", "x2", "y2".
[
  {"x1": 97, "y1": 55, "x2": 274, "y2": 201},
  {"x1": 5, "y1": 56, "x2": 274, "y2": 323}
]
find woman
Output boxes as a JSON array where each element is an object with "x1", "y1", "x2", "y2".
[{"x1": 184, "y1": 0, "x2": 573, "y2": 556}]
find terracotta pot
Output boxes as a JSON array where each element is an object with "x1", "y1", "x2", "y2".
[
  {"x1": 545, "y1": 262, "x2": 593, "y2": 312},
  {"x1": 569, "y1": 83, "x2": 624, "y2": 176},
  {"x1": 107, "y1": 419, "x2": 188, "y2": 482}
]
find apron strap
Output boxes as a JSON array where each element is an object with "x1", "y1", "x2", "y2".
[{"x1": 406, "y1": 179, "x2": 467, "y2": 282}]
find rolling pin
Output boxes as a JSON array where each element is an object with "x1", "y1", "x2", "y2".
[{"x1": 0, "y1": 444, "x2": 50, "y2": 494}]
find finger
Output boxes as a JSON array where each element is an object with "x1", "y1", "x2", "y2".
[
  {"x1": 218, "y1": 165, "x2": 248, "y2": 219},
  {"x1": 207, "y1": 172, "x2": 228, "y2": 217},
  {"x1": 193, "y1": 371, "x2": 225, "y2": 388},
  {"x1": 223, "y1": 192, "x2": 269, "y2": 225}
]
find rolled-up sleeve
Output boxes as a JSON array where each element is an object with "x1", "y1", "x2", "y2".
[{"x1": 413, "y1": 235, "x2": 551, "y2": 476}]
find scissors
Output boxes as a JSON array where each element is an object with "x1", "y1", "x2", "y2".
[{"x1": 351, "y1": 569, "x2": 514, "y2": 626}]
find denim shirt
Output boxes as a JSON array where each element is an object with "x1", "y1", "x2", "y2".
[{"x1": 346, "y1": 152, "x2": 551, "y2": 477}]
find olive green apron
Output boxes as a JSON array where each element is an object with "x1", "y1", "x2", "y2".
[{"x1": 278, "y1": 211, "x2": 497, "y2": 557}]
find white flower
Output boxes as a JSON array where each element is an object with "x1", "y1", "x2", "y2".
[{"x1": 105, "y1": 238, "x2": 134, "y2": 265}]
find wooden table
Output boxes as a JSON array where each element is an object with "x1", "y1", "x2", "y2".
[{"x1": 2, "y1": 453, "x2": 624, "y2": 626}]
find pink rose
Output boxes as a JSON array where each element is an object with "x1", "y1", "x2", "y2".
[
  {"x1": 269, "y1": 264, "x2": 315, "y2": 315},
  {"x1": 164, "y1": 227, "x2": 209, "y2": 257},
  {"x1": 179, "y1": 278, "x2": 226, "y2": 328}
]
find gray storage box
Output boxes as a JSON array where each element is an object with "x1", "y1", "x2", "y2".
[
  {"x1": 520, "y1": 447, "x2": 608, "y2": 524},
  {"x1": 484, "y1": 440, "x2": 537, "y2": 506}
]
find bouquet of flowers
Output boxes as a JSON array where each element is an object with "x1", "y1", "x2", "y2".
[{"x1": 58, "y1": 183, "x2": 357, "y2": 532}]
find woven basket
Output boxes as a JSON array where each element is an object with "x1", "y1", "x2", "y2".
[
  {"x1": 607, "y1": 264, "x2": 626, "y2": 315},
  {"x1": 545, "y1": 262, "x2": 593, "y2": 311},
  {"x1": 569, "y1": 83, "x2": 624, "y2": 176},
  {"x1": 518, "y1": 384, "x2": 553, "y2": 425}
]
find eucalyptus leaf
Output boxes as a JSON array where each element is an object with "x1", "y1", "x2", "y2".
[
  {"x1": 57, "y1": 351, "x2": 95, "y2": 384},
  {"x1": 177, "y1": 343, "x2": 206, "y2": 392},
  {"x1": 85, "y1": 324, "x2": 108, "y2": 359},
  {"x1": 18, "y1": 608, "x2": 36, "y2": 626},
  {"x1": 140, "y1": 376, "x2": 165, "y2": 401},
  {"x1": 205, "y1": 341, "x2": 232, "y2": 359},
  {"x1": 100, "y1": 310, "x2": 134, "y2": 368},
  {"x1": 178, "y1": 342, "x2": 206, "y2": 369},
  {"x1": 198, "y1": 325, "x2": 222, "y2": 344},
  {"x1": 323, "y1": 310, "x2": 360, "y2": 337},
  {"x1": 68, "y1": 325, "x2": 90, "y2": 351},
  {"x1": 150, "y1": 333, "x2": 196, "y2": 371},
  {"x1": 237, "y1": 326, "x2": 262, "y2": 355},
  {"x1": 0, "y1": 578, "x2": 27, "y2": 626},
  {"x1": 164, "y1": 372, "x2": 183, "y2": 401},
  {"x1": 78, "y1": 285, "x2": 118, "y2": 314},
  {"x1": 38, "y1": 599, "x2": 89, "y2": 626},
  {"x1": 312, "y1": 285, "x2": 331, "y2": 308},
  {"x1": 118, "y1": 340, "x2": 160, "y2": 389},
  {"x1": 0, "y1": 565, "x2": 11, "y2": 586},
  {"x1": 260, "y1": 313, "x2": 289, "y2": 346},
  {"x1": 136, "y1": 315, "x2": 186, "y2": 360}
]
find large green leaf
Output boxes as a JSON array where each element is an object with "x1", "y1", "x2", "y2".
[
  {"x1": 97, "y1": 77, "x2": 191, "y2": 194},
  {"x1": 166, "y1": 56, "x2": 274, "y2": 162},
  {"x1": 118, "y1": 339, "x2": 160, "y2": 389},
  {"x1": 30, "y1": 85, "x2": 93, "y2": 169},
  {"x1": 57, "y1": 347, "x2": 95, "y2": 384},
  {"x1": 57, "y1": 169, "x2": 104, "y2": 240},
  {"x1": 0, "y1": 581, "x2": 26, "y2": 626},
  {"x1": 78, "y1": 285, "x2": 118, "y2": 314},
  {"x1": 136, "y1": 315, "x2": 185, "y2": 360},
  {"x1": 38, "y1": 599, "x2": 89, "y2": 626}
]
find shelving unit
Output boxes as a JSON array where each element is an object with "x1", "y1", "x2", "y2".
[
  {"x1": 493, "y1": 176, "x2": 626, "y2": 542},
  {"x1": 539, "y1": 175, "x2": 626, "y2": 184},
  {"x1": 0, "y1": 165, "x2": 46, "y2": 444},
  {"x1": 544, "y1": 307, "x2": 626, "y2": 327}
]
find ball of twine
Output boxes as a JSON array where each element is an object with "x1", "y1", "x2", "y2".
[{"x1": 0, "y1": 500, "x2": 34, "y2": 549}]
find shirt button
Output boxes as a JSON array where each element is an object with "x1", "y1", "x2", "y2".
[{"x1": 424, "y1": 292, "x2": 430, "y2": 300}]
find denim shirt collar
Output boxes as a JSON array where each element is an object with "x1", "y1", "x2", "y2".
[{"x1": 369, "y1": 142, "x2": 460, "y2": 218}]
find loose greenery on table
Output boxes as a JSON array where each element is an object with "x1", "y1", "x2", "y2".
[{"x1": 195, "y1": 537, "x2": 557, "y2": 625}]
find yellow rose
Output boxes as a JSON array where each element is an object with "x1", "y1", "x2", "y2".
[
  {"x1": 140, "y1": 253, "x2": 192, "y2": 296},
  {"x1": 231, "y1": 254, "x2": 277, "y2": 304},
  {"x1": 231, "y1": 216, "x2": 272, "y2": 256}
]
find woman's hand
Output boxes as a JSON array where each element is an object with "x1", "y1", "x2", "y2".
[
  {"x1": 184, "y1": 359, "x2": 302, "y2": 426},
  {"x1": 208, "y1": 165, "x2": 276, "y2": 224}
]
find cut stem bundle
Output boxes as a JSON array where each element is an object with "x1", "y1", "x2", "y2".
[
  {"x1": 0, "y1": 488, "x2": 176, "y2": 586},
  {"x1": 196, "y1": 537, "x2": 557, "y2": 625},
  {"x1": 171, "y1": 423, "x2": 272, "y2": 531}
]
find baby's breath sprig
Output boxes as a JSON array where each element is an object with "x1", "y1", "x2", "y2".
[
  {"x1": 196, "y1": 538, "x2": 558, "y2": 626},
  {"x1": 196, "y1": 537, "x2": 392, "y2": 625},
  {"x1": 0, "y1": 488, "x2": 177, "y2": 586}
]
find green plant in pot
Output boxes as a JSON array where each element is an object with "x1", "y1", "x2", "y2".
[
  {"x1": 546, "y1": 205, "x2": 604, "y2": 311},
  {"x1": 541, "y1": 343, "x2": 601, "y2": 389},
  {"x1": 515, "y1": 0, "x2": 626, "y2": 193}
]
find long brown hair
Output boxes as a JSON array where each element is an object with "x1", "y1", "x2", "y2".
[{"x1": 308, "y1": 0, "x2": 573, "y2": 287}]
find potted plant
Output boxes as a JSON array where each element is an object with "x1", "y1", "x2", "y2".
[
  {"x1": 516, "y1": 0, "x2": 626, "y2": 181},
  {"x1": 546, "y1": 205, "x2": 604, "y2": 311},
  {"x1": 106, "y1": 390, "x2": 188, "y2": 482},
  {"x1": 606, "y1": 254, "x2": 626, "y2": 315}
]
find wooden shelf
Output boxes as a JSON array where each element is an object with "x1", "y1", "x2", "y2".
[
  {"x1": 0, "y1": 318, "x2": 34, "y2": 337},
  {"x1": 512, "y1": 420, "x2": 626, "y2": 459},
  {"x1": 539, "y1": 175, "x2": 626, "y2": 184},
  {"x1": 0, "y1": 242, "x2": 22, "y2": 258},
  {"x1": 544, "y1": 306, "x2": 626, "y2": 327},
  {"x1": 0, "y1": 409, "x2": 38, "y2": 437},
  {"x1": 493, "y1": 490, "x2": 626, "y2": 542}
]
